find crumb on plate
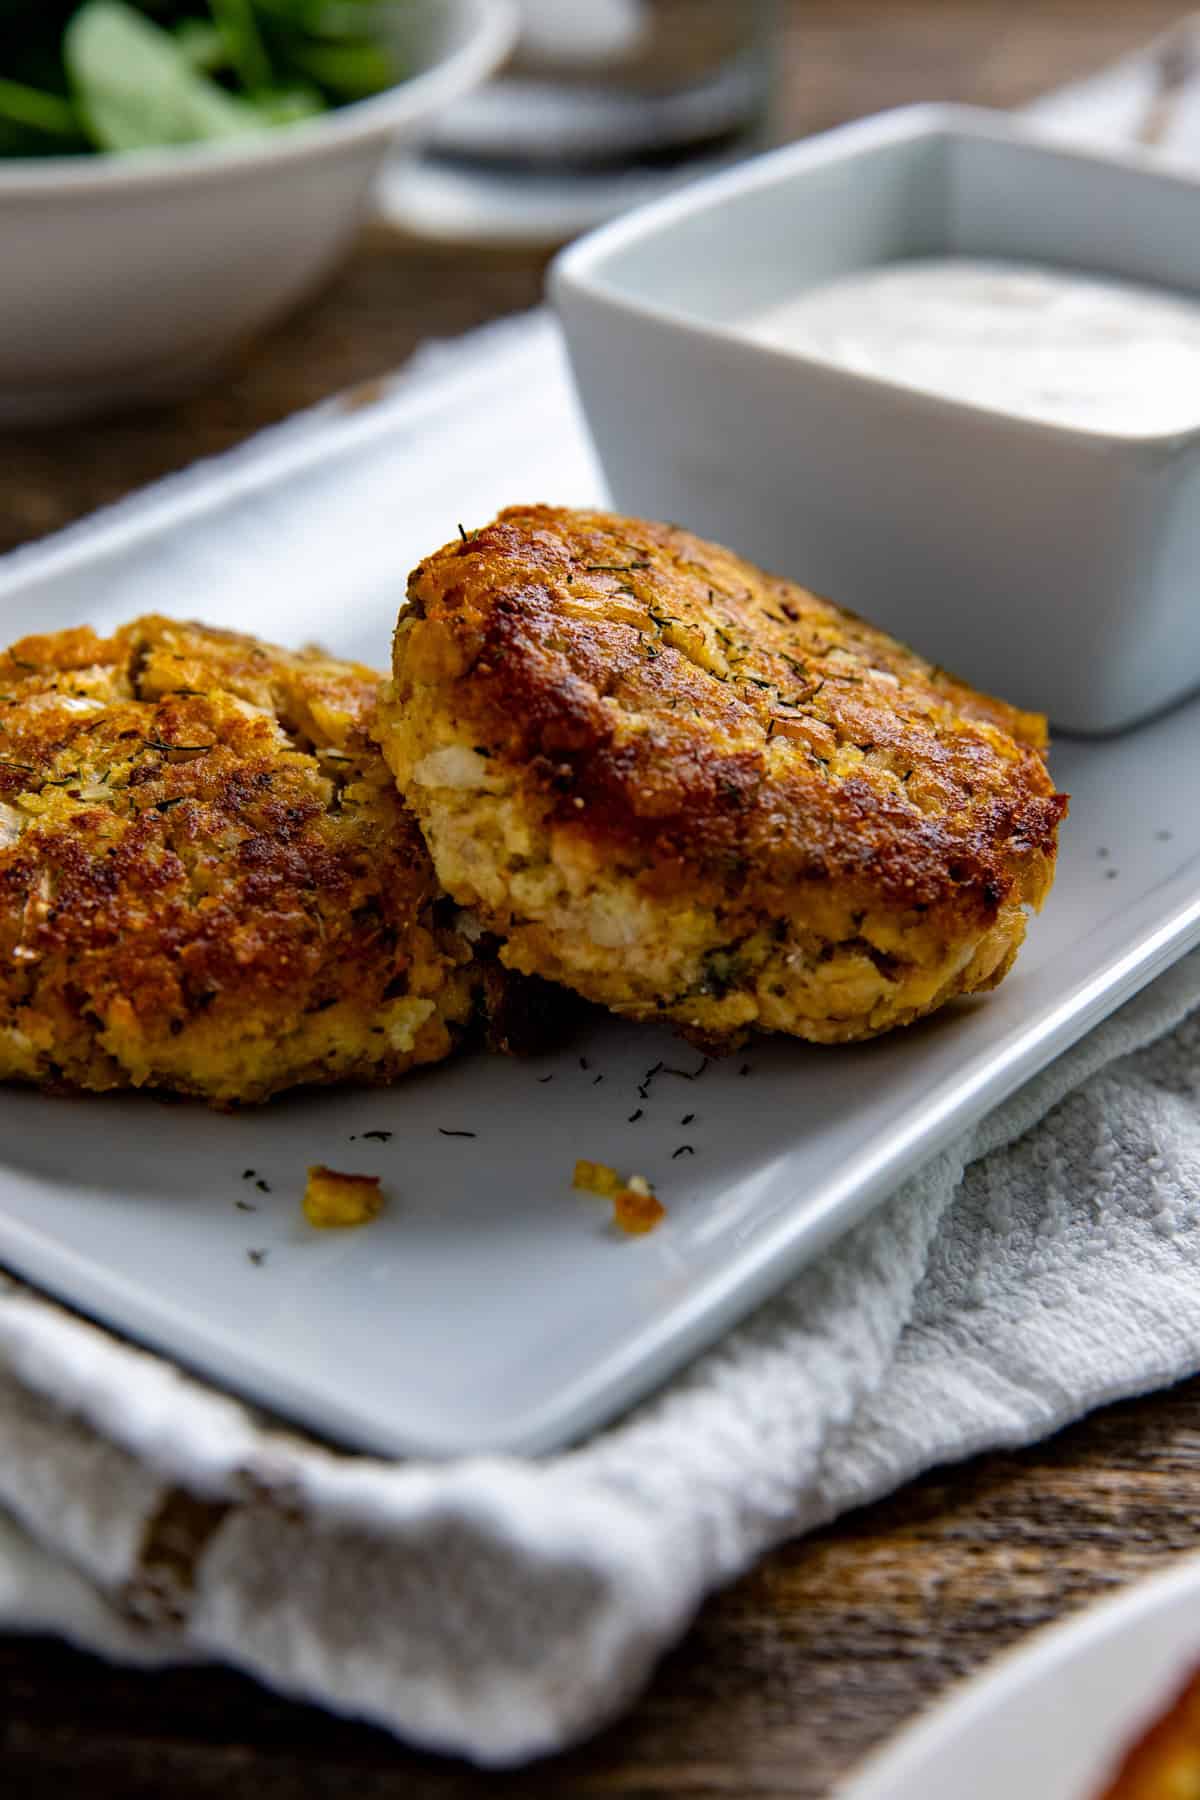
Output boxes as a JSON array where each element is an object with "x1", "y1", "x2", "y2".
[
  {"x1": 613, "y1": 1178, "x2": 666, "y2": 1237},
  {"x1": 573, "y1": 1158, "x2": 623, "y2": 1197},
  {"x1": 574, "y1": 1161, "x2": 665, "y2": 1234},
  {"x1": 304, "y1": 1165, "x2": 384, "y2": 1229}
]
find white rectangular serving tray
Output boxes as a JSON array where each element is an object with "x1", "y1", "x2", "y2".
[{"x1": 1, "y1": 314, "x2": 1198, "y2": 1459}]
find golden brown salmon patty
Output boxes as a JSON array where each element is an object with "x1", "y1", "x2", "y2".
[
  {"x1": 378, "y1": 506, "x2": 1067, "y2": 1047},
  {"x1": 0, "y1": 616, "x2": 493, "y2": 1104}
]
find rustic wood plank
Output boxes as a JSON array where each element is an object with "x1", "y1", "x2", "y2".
[{"x1": 2, "y1": 4, "x2": 1196, "y2": 1795}]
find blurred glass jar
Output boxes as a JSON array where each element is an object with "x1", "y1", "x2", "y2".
[{"x1": 379, "y1": 1, "x2": 780, "y2": 244}]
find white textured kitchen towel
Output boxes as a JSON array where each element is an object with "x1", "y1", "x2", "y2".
[{"x1": 5, "y1": 35, "x2": 1200, "y2": 1767}]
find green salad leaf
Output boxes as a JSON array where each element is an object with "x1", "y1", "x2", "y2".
[
  {"x1": 209, "y1": 0, "x2": 273, "y2": 93},
  {"x1": 173, "y1": 19, "x2": 229, "y2": 73},
  {"x1": 0, "y1": 73, "x2": 82, "y2": 154},
  {"x1": 0, "y1": 75, "x2": 79, "y2": 136},
  {"x1": 1, "y1": 0, "x2": 408, "y2": 156},
  {"x1": 277, "y1": 33, "x2": 395, "y2": 101},
  {"x1": 250, "y1": 81, "x2": 324, "y2": 125},
  {"x1": 67, "y1": 1, "x2": 270, "y2": 148}
]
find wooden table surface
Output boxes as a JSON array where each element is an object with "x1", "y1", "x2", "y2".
[{"x1": 3, "y1": 3, "x2": 1197, "y2": 1794}]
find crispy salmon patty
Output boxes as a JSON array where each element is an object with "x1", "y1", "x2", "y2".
[
  {"x1": 378, "y1": 506, "x2": 1067, "y2": 1047},
  {"x1": 0, "y1": 616, "x2": 490, "y2": 1103}
]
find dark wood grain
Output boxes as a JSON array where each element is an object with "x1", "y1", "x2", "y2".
[{"x1": 2, "y1": 4, "x2": 1196, "y2": 1795}]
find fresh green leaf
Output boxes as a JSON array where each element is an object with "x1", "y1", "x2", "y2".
[
  {"x1": 247, "y1": 80, "x2": 325, "y2": 125},
  {"x1": 209, "y1": 0, "x2": 273, "y2": 92},
  {"x1": 172, "y1": 19, "x2": 229, "y2": 74},
  {"x1": 64, "y1": 0, "x2": 267, "y2": 149},
  {"x1": 0, "y1": 76, "x2": 80, "y2": 138},
  {"x1": 277, "y1": 34, "x2": 396, "y2": 100},
  {"x1": 1, "y1": 0, "x2": 404, "y2": 158},
  {"x1": 255, "y1": 0, "x2": 401, "y2": 40}
]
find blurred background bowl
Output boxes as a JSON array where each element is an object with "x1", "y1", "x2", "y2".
[{"x1": 0, "y1": 0, "x2": 515, "y2": 425}]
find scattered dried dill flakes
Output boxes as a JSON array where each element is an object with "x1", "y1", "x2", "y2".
[
  {"x1": 612, "y1": 1176, "x2": 665, "y2": 1238},
  {"x1": 303, "y1": 1165, "x2": 384, "y2": 1230}
]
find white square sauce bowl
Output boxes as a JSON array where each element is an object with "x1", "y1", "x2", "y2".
[{"x1": 552, "y1": 105, "x2": 1200, "y2": 735}]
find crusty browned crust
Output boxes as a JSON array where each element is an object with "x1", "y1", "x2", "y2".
[
  {"x1": 379, "y1": 506, "x2": 1067, "y2": 1046},
  {"x1": 1096, "y1": 1665, "x2": 1200, "y2": 1799},
  {"x1": 0, "y1": 616, "x2": 484, "y2": 1103}
]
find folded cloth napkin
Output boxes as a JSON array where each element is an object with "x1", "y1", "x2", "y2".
[{"x1": 6, "y1": 31, "x2": 1200, "y2": 1768}]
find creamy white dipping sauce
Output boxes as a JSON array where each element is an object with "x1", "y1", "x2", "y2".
[{"x1": 741, "y1": 257, "x2": 1200, "y2": 437}]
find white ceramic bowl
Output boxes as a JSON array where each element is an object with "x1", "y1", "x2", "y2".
[
  {"x1": 552, "y1": 105, "x2": 1200, "y2": 735},
  {"x1": 0, "y1": 0, "x2": 514, "y2": 424},
  {"x1": 839, "y1": 1554, "x2": 1200, "y2": 1800}
]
